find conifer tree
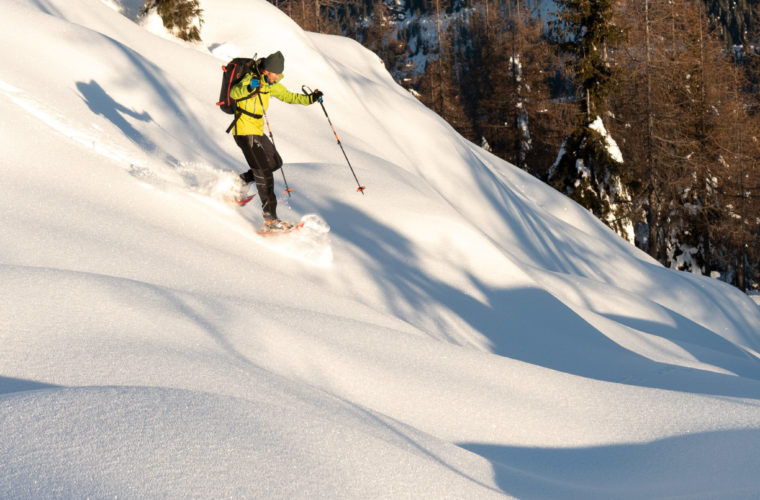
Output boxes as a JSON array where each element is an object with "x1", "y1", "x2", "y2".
[
  {"x1": 712, "y1": 62, "x2": 760, "y2": 290},
  {"x1": 362, "y1": 0, "x2": 406, "y2": 84},
  {"x1": 552, "y1": 0, "x2": 625, "y2": 119},
  {"x1": 468, "y1": 1, "x2": 521, "y2": 158},
  {"x1": 648, "y1": 0, "x2": 727, "y2": 277},
  {"x1": 675, "y1": 0, "x2": 760, "y2": 282},
  {"x1": 417, "y1": 0, "x2": 468, "y2": 134},
  {"x1": 612, "y1": 0, "x2": 690, "y2": 261},
  {"x1": 142, "y1": 0, "x2": 203, "y2": 42},
  {"x1": 457, "y1": 0, "x2": 565, "y2": 174},
  {"x1": 548, "y1": 0, "x2": 635, "y2": 241},
  {"x1": 478, "y1": 0, "x2": 534, "y2": 170},
  {"x1": 613, "y1": 0, "x2": 759, "y2": 287}
]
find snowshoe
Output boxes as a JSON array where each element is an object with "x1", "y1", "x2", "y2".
[
  {"x1": 257, "y1": 219, "x2": 304, "y2": 236},
  {"x1": 223, "y1": 180, "x2": 255, "y2": 206}
]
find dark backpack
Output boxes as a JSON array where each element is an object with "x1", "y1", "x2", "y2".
[{"x1": 216, "y1": 57, "x2": 257, "y2": 114}]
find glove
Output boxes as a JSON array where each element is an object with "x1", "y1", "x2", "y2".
[
  {"x1": 310, "y1": 89, "x2": 323, "y2": 103},
  {"x1": 248, "y1": 78, "x2": 260, "y2": 92}
]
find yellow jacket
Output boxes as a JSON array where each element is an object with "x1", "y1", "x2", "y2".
[{"x1": 230, "y1": 73, "x2": 312, "y2": 135}]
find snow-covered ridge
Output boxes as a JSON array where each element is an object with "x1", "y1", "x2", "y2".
[{"x1": 1, "y1": 0, "x2": 760, "y2": 497}]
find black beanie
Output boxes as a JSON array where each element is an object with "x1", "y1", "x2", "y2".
[{"x1": 262, "y1": 51, "x2": 285, "y2": 73}]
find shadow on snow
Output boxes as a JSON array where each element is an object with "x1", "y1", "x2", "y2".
[{"x1": 299, "y1": 196, "x2": 760, "y2": 400}]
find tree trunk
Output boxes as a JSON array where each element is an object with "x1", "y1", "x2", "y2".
[{"x1": 644, "y1": 0, "x2": 659, "y2": 259}]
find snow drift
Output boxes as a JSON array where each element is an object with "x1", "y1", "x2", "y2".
[{"x1": 2, "y1": 0, "x2": 760, "y2": 497}]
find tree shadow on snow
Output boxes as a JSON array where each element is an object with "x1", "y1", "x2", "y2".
[
  {"x1": 76, "y1": 80, "x2": 156, "y2": 152},
  {"x1": 0, "y1": 376, "x2": 60, "y2": 396},
  {"x1": 460, "y1": 429, "x2": 760, "y2": 499},
  {"x1": 460, "y1": 149, "x2": 760, "y2": 386},
  {"x1": 73, "y1": 34, "x2": 241, "y2": 175},
  {"x1": 305, "y1": 198, "x2": 760, "y2": 400},
  {"x1": 27, "y1": 0, "x2": 62, "y2": 17}
]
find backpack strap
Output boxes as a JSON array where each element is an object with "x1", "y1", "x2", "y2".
[
  {"x1": 226, "y1": 109, "x2": 264, "y2": 134},
  {"x1": 226, "y1": 89, "x2": 264, "y2": 134}
]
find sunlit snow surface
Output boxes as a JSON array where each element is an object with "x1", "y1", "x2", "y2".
[{"x1": 1, "y1": 0, "x2": 760, "y2": 497}]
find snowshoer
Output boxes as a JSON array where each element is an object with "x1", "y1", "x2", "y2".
[{"x1": 230, "y1": 51, "x2": 322, "y2": 230}]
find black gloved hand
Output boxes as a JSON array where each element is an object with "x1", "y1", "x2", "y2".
[{"x1": 310, "y1": 89, "x2": 323, "y2": 103}]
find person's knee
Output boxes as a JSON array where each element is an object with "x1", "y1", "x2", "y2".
[{"x1": 240, "y1": 170, "x2": 255, "y2": 184}]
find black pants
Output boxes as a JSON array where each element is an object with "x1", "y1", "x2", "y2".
[{"x1": 234, "y1": 134, "x2": 283, "y2": 220}]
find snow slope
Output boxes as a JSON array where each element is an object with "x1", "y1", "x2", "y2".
[{"x1": 2, "y1": 0, "x2": 760, "y2": 497}]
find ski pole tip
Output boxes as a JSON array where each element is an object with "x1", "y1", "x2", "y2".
[{"x1": 357, "y1": 186, "x2": 366, "y2": 195}]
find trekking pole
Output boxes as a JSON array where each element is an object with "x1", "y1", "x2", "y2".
[
  {"x1": 262, "y1": 113, "x2": 293, "y2": 196},
  {"x1": 252, "y1": 54, "x2": 293, "y2": 197},
  {"x1": 303, "y1": 86, "x2": 366, "y2": 194}
]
